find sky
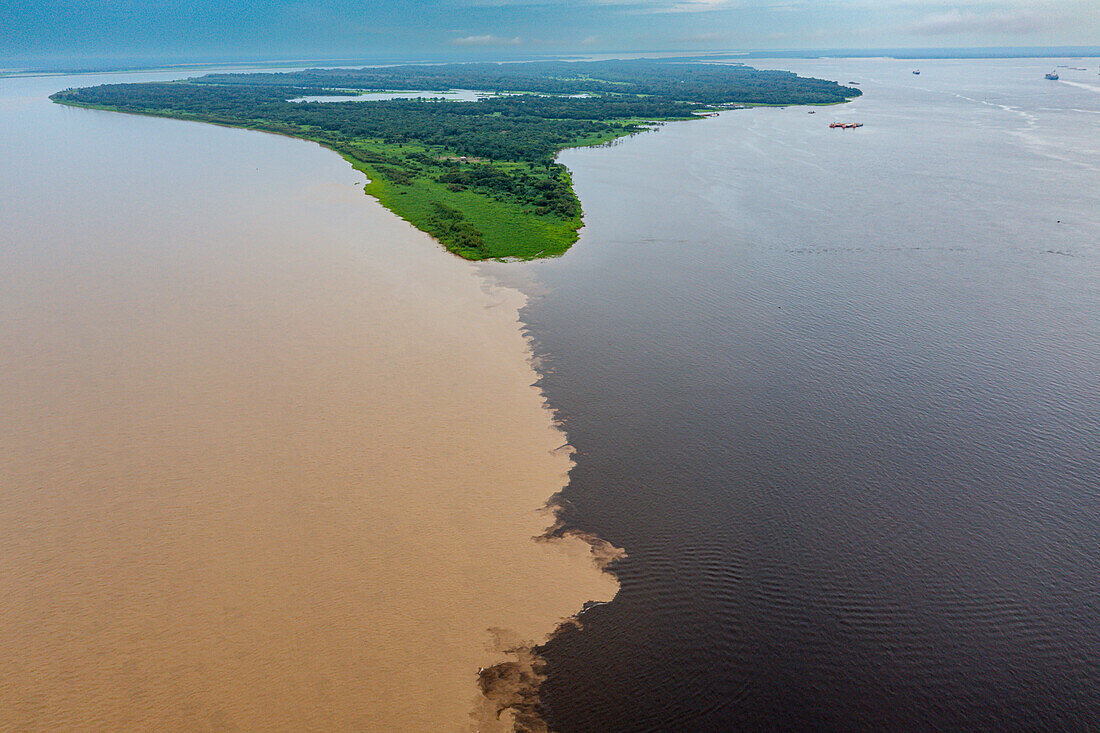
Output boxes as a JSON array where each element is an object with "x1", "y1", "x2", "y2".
[{"x1": 2, "y1": 0, "x2": 1097, "y2": 68}]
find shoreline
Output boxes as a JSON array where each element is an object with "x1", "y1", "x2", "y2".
[
  {"x1": 49, "y1": 62, "x2": 858, "y2": 260},
  {"x1": 50, "y1": 97, "x2": 659, "y2": 261},
  {"x1": 49, "y1": 96, "x2": 829, "y2": 261}
]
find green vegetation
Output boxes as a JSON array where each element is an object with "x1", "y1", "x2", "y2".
[
  {"x1": 51, "y1": 60, "x2": 859, "y2": 260},
  {"x1": 336, "y1": 139, "x2": 582, "y2": 259}
]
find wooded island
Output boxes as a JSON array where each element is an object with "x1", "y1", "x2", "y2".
[{"x1": 52, "y1": 60, "x2": 860, "y2": 259}]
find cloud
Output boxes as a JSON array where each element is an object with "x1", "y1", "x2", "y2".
[
  {"x1": 450, "y1": 0, "x2": 765, "y2": 12},
  {"x1": 451, "y1": 34, "x2": 523, "y2": 46},
  {"x1": 624, "y1": 0, "x2": 815, "y2": 16},
  {"x1": 652, "y1": 0, "x2": 738, "y2": 12},
  {"x1": 675, "y1": 31, "x2": 730, "y2": 43},
  {"x1": 902, "y1": 8, "x2": 1053, "y2": 36}
]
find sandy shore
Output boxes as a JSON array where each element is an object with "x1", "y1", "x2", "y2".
[{"x1": 0, "y1": 92, "x2": 617, "y2": 731}]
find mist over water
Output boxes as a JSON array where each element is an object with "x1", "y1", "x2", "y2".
[{"x1": 504, "y1": 58, "x2": 1100, "y2": 730}]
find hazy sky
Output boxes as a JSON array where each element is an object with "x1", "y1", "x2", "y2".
[{"x1": 3, "y1": 0, "x2": 1097, "y2": 66}]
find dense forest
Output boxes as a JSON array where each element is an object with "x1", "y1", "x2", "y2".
[
  {"x1": 51, "y1": 60, "x2": 859, "y2": 259},
  {"x1": 194, "y1": 60, "x2": 860, "y2": 106}
]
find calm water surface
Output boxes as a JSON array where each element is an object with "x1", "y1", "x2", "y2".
[
  {"x1": 507, "y1": 58, "x2": 1100, "y2": 730},
  {"x1": 6, "y1": 57, "x2": 1100, "y2": 731}
]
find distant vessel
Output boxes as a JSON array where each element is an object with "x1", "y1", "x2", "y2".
[
  {"x1": 808, "y1": 110, "x2": 816, "y2": 114},
  {"x1": 913, "y1": 70, "x2": 921, "y2": 75},
  {"x1": 1045, "y1": 70, "x2": 1060, "y2": 80},
  {"x1": 829, "y1": 122, "x2": 863, "y2": 129}
]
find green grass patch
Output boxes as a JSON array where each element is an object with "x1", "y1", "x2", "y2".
[{"x1": 339, "y1": 146, "x2": 583, "y2": 260}]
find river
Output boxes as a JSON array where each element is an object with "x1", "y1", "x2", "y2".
[
  {"x1": 4, "y1": 56, "x2": 1099, "y2": 731},
  {"x1": 0, "y1": 68, "x2": 616, "y2": 731},
  {"x1": 495, "y1": 57, "x2": 1100, "y2": 730}
]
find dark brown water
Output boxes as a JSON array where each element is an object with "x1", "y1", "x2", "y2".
[{"x1": 504, "y1": 58, "x2": 1100, "y2": 730}]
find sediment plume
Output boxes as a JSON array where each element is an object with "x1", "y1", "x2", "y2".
[
  {"x1": 540, "y1": 494, "x2": 628, "y2": 571},
  {"x1": 471, "y1": 629, "x2": 551, "y2": 732},
  {"x1": 467, "y1": 492, "x2": 627, "y2": 731},
  {"x1": 0, "y1": 94, "x2": 618, "y2": 732}
]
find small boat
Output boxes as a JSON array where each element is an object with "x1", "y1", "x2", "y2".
[
  {"x1": 1045, "y1": 70, "x2": 1059, "y2": 80},
  {"x1": 913, "y1": 70, "x2": 920, "y2": 75},
  {"x1": 808, "y1": 110, "x2": 816, "y2": 114}
]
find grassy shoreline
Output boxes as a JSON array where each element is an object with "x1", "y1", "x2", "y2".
[{"x1": 52, "y1": 97, "x2": 670, "y2": 259}]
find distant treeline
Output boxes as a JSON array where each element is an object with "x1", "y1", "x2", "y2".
[
  {"x1": 194, "y1": 60, "x2": 861, "y2": 106},
  {"x1": 50, "y1": 62, "x2": 857, "y2": 164},
  {"x1": 50, "y1": 60, "x2": 859, "y2": 259},
  {"x1": 53, "y1": 82, "x2": 677, "y2": 163}
]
